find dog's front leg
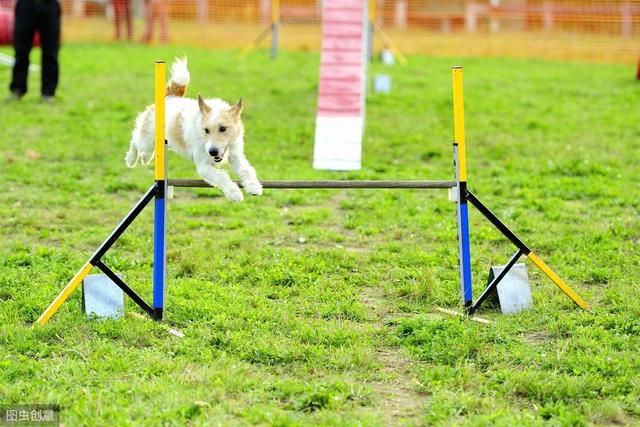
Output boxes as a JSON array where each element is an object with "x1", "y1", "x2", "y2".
[
  {"x1": 229, "y1": 150, "x2": 263, "y2": 196},
  {"x1": 196, "y1": 164, "x2": 244, "y2": 202}
]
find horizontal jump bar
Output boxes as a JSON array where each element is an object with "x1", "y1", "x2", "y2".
[{"x1": 167, "y1": 179, "x2": 457, "y2": 189}]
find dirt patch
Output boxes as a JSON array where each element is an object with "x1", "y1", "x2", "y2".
[
  {"x1": 521, "y1": 331, "x2": 553, "y2": 344},
  {"x1": 359, "y1": 286, "x2": 427, "y2": 425}
]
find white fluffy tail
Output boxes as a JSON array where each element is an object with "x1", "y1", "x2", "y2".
[
  {"x1": 171, "y1": 57, "x2": 190, "y2": 85},
  {"x1": 166, "y1": 57, "x2": 190, "y2": 97}
]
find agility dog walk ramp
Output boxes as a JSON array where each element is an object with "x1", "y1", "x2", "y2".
[
  {"x1": 35, "y1": 62, "x2": 589, "y2": 327},
  {"x1": 313, "y1": 0, "x2": 369, "y2": 170}
]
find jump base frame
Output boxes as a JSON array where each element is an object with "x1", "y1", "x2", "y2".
[{"x1": 35, "y1": 62, "x2": 589, "y2": 326}]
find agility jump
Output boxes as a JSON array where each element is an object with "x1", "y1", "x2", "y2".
[{"x1": 35, "y1": 62, "x2": 589, "y2": 326}]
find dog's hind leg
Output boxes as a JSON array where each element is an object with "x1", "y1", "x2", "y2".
[
  {"x1": 139, "y1": 151, "x2": 155, "y2": 165},
  {"x1": 125, "y1": 142, "x2": 139, "y2": 167},
  {"x1": 196, "y1": 164, "x2": 244, "y2": 202},
  {"x1": 128, "y1": 105, "x2": 156, "y2": 166}
]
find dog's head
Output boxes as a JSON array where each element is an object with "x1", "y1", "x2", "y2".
[{"x1": 198, "y1": 95, "x2": 243, "y2": 163}]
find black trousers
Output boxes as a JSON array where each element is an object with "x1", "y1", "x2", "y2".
[{"x1": 9, "y1": 0, "x2": 61, "y2": 97}]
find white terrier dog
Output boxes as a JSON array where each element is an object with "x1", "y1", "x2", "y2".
[{"x1": 125, "y1": 58, "x2": 262, "y2": 202}]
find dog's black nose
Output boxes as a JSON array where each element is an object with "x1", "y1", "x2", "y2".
[{"x1": 208, "y1": 147, "x2": 219, "y2": 157}]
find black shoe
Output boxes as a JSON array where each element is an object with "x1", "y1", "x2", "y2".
[{"x1": 6, "y1": 91, "x2": 22, "y2": 102}]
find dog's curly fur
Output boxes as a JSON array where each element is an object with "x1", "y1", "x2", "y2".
[{"x1": 125, "y1": 57, "x2": 262, "y2": 202}]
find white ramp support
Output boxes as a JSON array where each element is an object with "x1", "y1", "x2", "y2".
[
  {"x1": 313, "y1": 0, "x2": 368, "y2": 170},
  {"x1": 82, "y1": 274, "x2": 125, "y2": 319},
  {"x1": 487, "y1": 263, "x2": 533, "y2": 314}
]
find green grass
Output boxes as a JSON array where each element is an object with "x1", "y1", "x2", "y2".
[{"x1": 1, "y1": 43, "x2": 639, "y2": 426}]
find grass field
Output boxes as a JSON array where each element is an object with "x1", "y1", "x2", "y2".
[{"x1": 1, "y1": 44, "x2": 639, "y2": 426}]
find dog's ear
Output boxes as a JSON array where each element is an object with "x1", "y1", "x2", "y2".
[
  {"x1": 229, "y1": 97, "x2": 243, "y2": 117},
  {"x1": 198, "y1": 94, "x2": 212, "y2": 115}
]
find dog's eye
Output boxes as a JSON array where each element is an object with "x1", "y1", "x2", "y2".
[
  {"x1": 218, "y1": 126, "x2": 227, "y2": 133},
  {"x1": 204, "y1": 128, "x2": 210, "y2": 134}
]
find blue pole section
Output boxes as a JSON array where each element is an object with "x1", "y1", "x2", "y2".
[
  {"x1": 459, "y1": 199, "x2": 473, "y2": 305},
  {"x1": 153, "y1": 186, "x2": 167, "y2": 320},
  {"x1": 453, "y1": 146, "x2": 473, "y2": 308}
]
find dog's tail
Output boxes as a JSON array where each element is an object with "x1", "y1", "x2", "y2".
[{"x1": 166, "y1": 56, "x2": 190, "y2": 97}]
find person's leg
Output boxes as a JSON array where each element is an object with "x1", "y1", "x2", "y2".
[
  {"x1": 38, "y1": 0, "x2": 61, "y2": 97},
  {"x1": 9, "y1": 0, "x2": 36, "y2": 97},
  {"x1": 124, "y1": 0, "x2": 133, "y2": 39},
  {"x1": 158, "y1": 0, "x2": 168, "y2": 44},
  {"x1": 140, "y1": 0, "x2": 153, "y2": 43},
  {"x1": 113, "y1": 0, "x2": 123, "y2": 39}
]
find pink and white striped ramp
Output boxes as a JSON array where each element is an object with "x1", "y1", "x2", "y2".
[{"x1": 313, "y1": 0, "x2": 368, "y2": 170}]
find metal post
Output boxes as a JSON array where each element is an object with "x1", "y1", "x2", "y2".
[
  {"x1": 367, "y1": 0, "x2": 376, "y2": 60},
  {"x1": 153, "y1": 61, "x2": 167, "y2": 320},
  {"x1": 452, "y1": 66, "x2": 473, "y2": 309},
  {"x1": 271, "y1": 0, "x2": 280, "y2": 59},
  {"x1": 167, "y1": 179, "x2": 456, "y2": 189}
]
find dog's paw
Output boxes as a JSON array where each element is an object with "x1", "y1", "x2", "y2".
[
  {"x1": 244, "y1": 181, "x2": 263, "y2": 196},
  {"x1": 225, "y1": 186, "x2": 244, "y2": 202}
]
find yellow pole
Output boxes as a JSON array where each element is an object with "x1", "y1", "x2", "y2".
[
  {"x1": 528, "y1": 252, "x2": 590, "y2": 310},
  {"x1": 372, "y1": 23, "x2": 408, "y2": 65},
  {"x1": 154, "y1": 61, "x2": 166, "y2": 181},
  {"x1": 272, "y1": 0, "x2": 280, "y2": 25},
  {"x1": 238, "y1": 2, "x2": 279, "y2": 59},
  {"x1": 35, "y1": 262, "x2": 93, "y2": 326},
  {"x1": 452, "y1": 66, "x2": 467, "y2": 182},
  {"x1": 369, "y1": 0, "x2": 376, "y2": 24}
]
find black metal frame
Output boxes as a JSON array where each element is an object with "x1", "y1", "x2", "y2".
[
  {"x1": 84, "y1": 184, "x2": 161, "y2": 320},
  {"x1": 95, "y1": 260, "x2": 156, "y2": 318},
  {"x1": 466, "y1": 190, "x2": 531, "y2": 254},
  {"x1": 89, "y1": 185, "x2": 157, "y2": 264},
  {"x1": 464, "y1": 189, "x2": 535, "y2": 314}
]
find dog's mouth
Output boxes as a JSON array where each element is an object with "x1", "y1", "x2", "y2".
[{"x1": 211, "y1": 149, "x2": 226, "y2": 163}]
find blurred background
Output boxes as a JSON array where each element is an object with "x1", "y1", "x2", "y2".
[{"x1": 1, "y1": 0, "x2": 638, "y2": 64}]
